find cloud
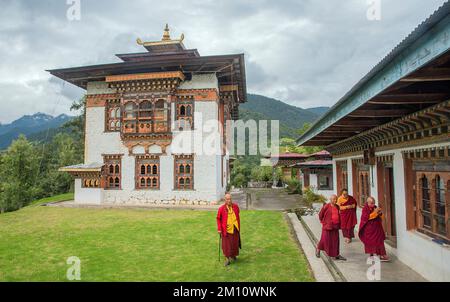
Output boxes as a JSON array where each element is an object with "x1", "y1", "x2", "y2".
[{"x1": 0, "y1": 0, "x2": 447, "y2": 123}]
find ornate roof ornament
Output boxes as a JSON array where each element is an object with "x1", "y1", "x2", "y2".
[{"x1": 137, "y1": 24, "x2": 185, "y2": 47}]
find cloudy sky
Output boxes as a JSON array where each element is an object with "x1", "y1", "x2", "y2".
[{"x1": 0, "y1": 0, "x2": 447, "y2": 123}]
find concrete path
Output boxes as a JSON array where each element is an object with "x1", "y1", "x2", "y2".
[
  {"x1": 301, "y1": 214, "x2": 427, "y2": 282},
  {"x1": 232, "y1": 188, "x2": 304, "y2": 211}
]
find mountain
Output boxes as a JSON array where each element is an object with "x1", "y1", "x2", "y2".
[
  {"x1": 306, "y1": 106, "x2": 330, "y2": 117},
  {"x1": 241, "y1": 94, "x2": 329, "y2": 138},
  {"x1": 0, "y1": 113, "x2": 74, "y2": 149}
]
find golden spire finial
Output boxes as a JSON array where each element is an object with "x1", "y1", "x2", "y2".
[{"x1": 162, "y1": 24, "x2": 171, "y2": 41}]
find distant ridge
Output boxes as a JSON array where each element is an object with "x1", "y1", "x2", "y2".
[{"x1": 0, "y1": 113, "x2": 74, "y2": 149}]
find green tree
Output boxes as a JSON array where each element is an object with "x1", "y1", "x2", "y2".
[{"x1": 0, "y1": 136, "x2": 40, "y2": 212}]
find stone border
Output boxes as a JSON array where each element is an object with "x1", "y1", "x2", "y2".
[{"x1": 286, "y1": 213, "x2": 335, "y2": 282}]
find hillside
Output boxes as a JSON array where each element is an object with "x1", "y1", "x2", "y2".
[
  {"x1": 0, "y1": 113, "x2": 74, "y2": 149},
  {"x1": 241, "y1": 94, "x2": 329, "y2": 138}
]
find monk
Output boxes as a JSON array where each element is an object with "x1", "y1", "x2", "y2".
[
  {"x1": 337, "y1": 189, "x2": 358, "y2": 243},
  {"x1": 358, "y1": 197, "x2": 390, "y2": 262},
  {"x1": 216, "y1": 193, "x2": 241, "y2": 266},
  {"x1": 316, "y1": 195, "x2": 347, "y2": 261}
]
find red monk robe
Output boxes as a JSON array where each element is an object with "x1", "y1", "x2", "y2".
[
  {"x1": 216, "y1": 203, "x2": 241, "y2": 259},
  {"x1": 317, "y1": 203, "x2": 342, "y2": 259},
  {"x1": 358, "y1": 203, "x2": 388, "y2": 258},
  {"x1": 337, "y1": 195, "x2": 357, "y2": 240}
]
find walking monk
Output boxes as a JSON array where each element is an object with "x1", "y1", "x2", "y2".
[
  {"x1": 316, "y1": 195, "x2": 347, "y2": 261},
  {"x1": 359, "y1": 197, "x2": 390, "y2": 262},
  {"x1": 216, "y1": 193, "x2": 241, "y2": 266},
  {"x1": 337, "y1": 189, "x2": 358, "y2": 243}
]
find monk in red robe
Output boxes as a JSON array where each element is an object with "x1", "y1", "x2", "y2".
[
  {"x1": 316, "y1": 195, "x2": 346, "y2": 261},
  {"x1": 337, "y1": 189, "x2": 357, "y2": 243},
  {"x1": 216, "y1": 193, "x2": 241, "y2": 266},
  {"x1": 358, "y1": 197, "x2": 390, "y2": 262}
]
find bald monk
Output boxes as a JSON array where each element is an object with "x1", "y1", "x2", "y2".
[
  {"x1": 316, "y1": 195, "x2": 347, "y2": 261},
  {"x1": 216, "y1": 193, "x2": 241, "y2": 266},
  {"x1": 337, "y1": 189, "x2": 358, "y2": 243},
  {"x1": 359, "y1": 197, "x2": 390, "y2": 262}
]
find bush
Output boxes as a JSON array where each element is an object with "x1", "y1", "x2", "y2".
[
  {"x1": 285, "y1": 178, "x2": 302, "y2": 195},
  {"x1": 302, "y1": 187, "x2": 327, "y2": 205}
]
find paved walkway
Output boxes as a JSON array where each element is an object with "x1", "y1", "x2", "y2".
[
  {"x1": 232, "y1": 188, "x2": 304, "y2": 211},
  {"x1": 301, "y1": 214, "x2": 427, "y2": 282}
]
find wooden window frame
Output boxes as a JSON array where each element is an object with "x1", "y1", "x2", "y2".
[
  {"x1": 414, "y1": 169, "x2": 449, "y2": 243},
  {"x1": 135, "y1": 155, "x2": 160, "y2": 190},
  {"x1": 353, "y1": 159, "x2": 371, "y2": 207},
  {"x1": 122, "y1": 98, "x2": 171, "y2": 135},
  {"x1": 174, "y1": 154, "x2": 194, "y2": 190},
  {"x1": 336, "y1": 160, "x2": 348, "y2": 193},
  {"x1": 318, "y1": 173, "x2": 333, "y2": 190},
  {"x1": 104, "y1": 154, "x2": 122, "y2": 190},
  {"x1": 105, "y1": 100, "x2": 121, "y2": 132},
  {"x1": 175, "y1": 98, "x2": 194, "y2": 131}
]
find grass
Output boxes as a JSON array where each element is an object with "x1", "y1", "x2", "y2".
[
  {"x1": 0, "y1": 206, "x2": 314, "y2": 282},
  {"x1": 28, "y1": 193, "x2": 74, "y2": 207}
]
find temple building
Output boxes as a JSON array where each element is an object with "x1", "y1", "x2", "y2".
[
  {"x1": 50, "y1": 25, "x2": 246, "y2": 205},
  {"x1": 293, "y1": 151, "x2": 334, "y2": 199},
  {"x1": 297, "y1": 3, "x2": 450, "y2": 281}
]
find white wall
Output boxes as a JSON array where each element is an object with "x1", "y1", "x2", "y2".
[{"x1": 74, "y1": 179, "x2": 103, "y2": 204}]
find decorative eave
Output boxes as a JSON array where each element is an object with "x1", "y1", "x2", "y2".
[
  {"x1": 327, "y1": 100, "x2": 450, "y2": 156},
  {"x1": 105, "y1": 71, "x2": 185, "y2": 83}
]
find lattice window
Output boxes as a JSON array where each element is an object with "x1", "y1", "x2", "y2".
[
  {"x1": 136, "y1": 155, "x2": 160, "y2": 190},
  {"x1": 415, "y1": 170, "x2": 449, "y2": 241},
  {"x1": 122, "y1": 99, "x2": 170, "y2": 134},
  {"x1": 104, "y1": 155, "x2": 122, "y2": 189},
  {"x1": 106, "y1": 100, "x2": 121, "y2": 132},
  {"x1": 176, "y1": 98, "x2": 194, "y2": 130},
  {"x1": 318, "y1": 174, "x2": 333, "y2": 190},
  {"x1": 174, "y1": 155, "x2": 194, "y2": 190}
]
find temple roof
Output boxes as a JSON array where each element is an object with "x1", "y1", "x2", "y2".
[
  {"x1": 47, "y1": 24, "x2": 247, "y2": 103},
  {"x1": 136, "y1": 24, "x2": 186, "y2": 53}
]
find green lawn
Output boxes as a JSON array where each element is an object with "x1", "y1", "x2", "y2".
[
  {"x1": 0, "y1": 206, "x2": 313, "y2": 281},
  {"x1": 28, "y1": 193, "x2": 74, "y2": 207}
]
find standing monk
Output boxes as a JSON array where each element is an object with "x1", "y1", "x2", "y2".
[
  {"x1": 359, "y1": 197, "x2": 390, "y2": 262},
  {"x1": 316, "y1": 195, "x2": 347, "y2": 261},
  {"x1": 216, "y1": 193, "x2": 241, "y2": 266},
  {"x1": 337, "y1": 189, "x2": 358, "y2": 243}
]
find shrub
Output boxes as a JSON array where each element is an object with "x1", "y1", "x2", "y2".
[
  {"x1": 302, "y1": 187, "x2": 326, "y2": 205},
  {"x1": 285, "y1": 178, "x2": 302, "y2": 195}
]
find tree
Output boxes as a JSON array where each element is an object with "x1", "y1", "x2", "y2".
[{"x1": 0, "y1": 136, "x2": 39, "y2": 212}]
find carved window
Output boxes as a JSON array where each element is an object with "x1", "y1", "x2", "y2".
[
  {"x1": 176, "y1": 99, "x2": 194, "y2": 130},
  {"x1": 106, "y1": 101, "x2": 121, "y2": 132},
  {"x1": 175, "y1": 155, "x2": 194, "y2": 190},
  {"x1": 122, "y1": 99, "x2": 170, "y2": 134},
  {"x1": 104, "y1": 155, "x2": 122, "y2": 190},
  {"x1": 136, "y1": 155, "x2": 160, "y2": 190},
  {"x1": 415, "y1": 171, "x2": 449, "y2": 241}
]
